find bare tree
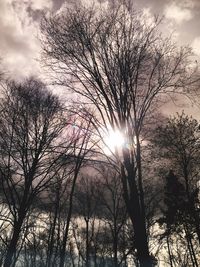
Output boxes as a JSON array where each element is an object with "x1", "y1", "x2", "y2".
[
  {"x1": 44, "y1": 167, "x2": 72, "y2": 267},
  {"x1": 152, "y1": 113, "x2": 200, "y2": 266},
  {"x1": 73, "y1": 175, "x2": 101, "y2": 267},
  {"x1": 0, "y1": 78, "x2": 75, "y2": 267},
  {"x1": 41, "y1": 4, "x2": 199, "y2": 266},
  {"x1": 97, "y1": 166, "x2": 128, "y2": 267},
  {"x1": 154, "y1": 113, "x2": 200, "y2": 243}
]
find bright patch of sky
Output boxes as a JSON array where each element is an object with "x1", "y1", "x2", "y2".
[{"x1": 164, "y1": 1, "x2": 193, "y2": 24}]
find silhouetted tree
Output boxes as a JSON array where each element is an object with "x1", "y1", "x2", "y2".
[
  {"x1": 159, "y1": 170, "x2": 186, "y2": 232},
  {"x1": 154, "y1": 113, "x2": 200, "y2": 244},
  {"x1": 73, "y1": 175, "x2": 101, "y2": 267},
  {"x1": 41, "y1": 3, "x2": 199, "y2": 266},
  {"x1": 98, "y1": 167, "x2": 128, "y2": 267},
  {"x1": 0, "y1": 78, "x2": 72, "y2": 267},
  {"x1": 58, "y1": 111, "x2": 94, "y2": 267},
  {"x1": 159, "y1": 170, "x2": 199, "y2": 267}
]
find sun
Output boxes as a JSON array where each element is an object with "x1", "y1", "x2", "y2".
[{"x1": 103, "y1": 127, "x2": 125, "y2": 155}]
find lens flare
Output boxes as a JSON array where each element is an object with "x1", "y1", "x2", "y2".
[{"x1": 103, "y1": 128, "x2": 125, "y2": 155}]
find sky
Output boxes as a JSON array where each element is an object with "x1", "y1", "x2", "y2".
[
  {"x1": 0, "y1": 0, "x2": 200, "y2": 115},
  {"x1": 1, "y1": 0, "x2": 200, "y2": 79}
]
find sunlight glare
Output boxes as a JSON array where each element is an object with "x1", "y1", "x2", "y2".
[{"x1": 103, "y1": 128, "x2": 125, "y2": 155}]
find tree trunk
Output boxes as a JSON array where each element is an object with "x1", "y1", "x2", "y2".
[
  {"x1": 59, "y1": 166, "x2": 80, "y2": 267},
  {"x1": 4, "y1": 213, "x2": 25, "y2": 267},
  {"x1": 46, "y1": 191, "x2": 59, "y2": 267},
  {"x1": 85, "y1": 218, "x2": 90, "y2": 267},
  {"x1": 121, "y1": 141, "x2": 154, "y2": 267},
  {"x1": 121, "y1": 169, "x2": 153, "y2": 267},
  {"x1": 185, "y1": 225, "x2": 198, "y2": 267},
  {"x1": 127, "y1": 188, "x2": 153, "y2": 267},
  {"x1": 166, "y1": 236, "x2": 173, "y2": 267},
  {"x1": 183, "y1": 168, "x2": 200, "y2": 245},
  {"x1": 113, "y1": 235, "x2": 118, "y2": 267}
]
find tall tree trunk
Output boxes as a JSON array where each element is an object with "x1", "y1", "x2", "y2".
[
  {"x1": 135, "y1": 137, "x2": 154, "y2": 267},
  {"x1": 185, "y1": 225, "x2": 198, "y2": 267},
  {"x1": 125, "y1": 182, "x2": 153, "y2": 267},
  {"x1": 183, "y1": 168, "x2": 200, "y2": 244},
  {"x1": 121, "y1": 168, "x2": 153, "y2": 266},
  {"x1": 59, "y1": 166, "x2": 80, "y2": 267},
  {"x1": 121, "y1": 137, "x2": 154, "y2": 267},
  {"x1": 85, "y1": 218, "x2": 90, "y2": 267},
  {"x1": 4, "y1": 210, "x2": 25, "y2": 267},
  {"x1": 113, "y1": 234, "x2": 118, "y2": 267},
  {"x1": 166, "y1": 236, "x2": 173, "y2": 267},
  {"x1": 46, "y1": 191, "x2": 59, "y2": 267}
]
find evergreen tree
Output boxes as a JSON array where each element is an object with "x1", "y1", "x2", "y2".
[{"x1": 159, "y1": 170, "x2": 186, "y2": 234}]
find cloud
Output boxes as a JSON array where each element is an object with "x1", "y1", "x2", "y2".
[
  {"x1": 27, "y1": 0, "x2": 53, "y2": 10},
  {"x1": 0, "y1": 0, "x2": 52, "y2": 80},
  {"x1": 164, "y1": 1, "x2": 193, "y2": 24},
  {"x1": 191, "y1": 36, "x2": 200, "y2": 55},
  {"x1": 182, "y1": 0, "x2": 195, "y2": 9},
  {"x1": 0, "y1": 0, "x2": 199, "y2": 80},
  {"x1": 141, "y1": 7, "x2": 155, "y2": 26},
  {"x1": 0, "y1": 0, "x2": 109, "y2": 80}
]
